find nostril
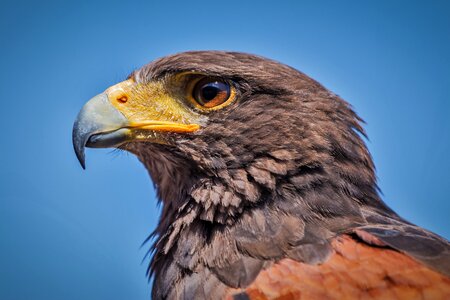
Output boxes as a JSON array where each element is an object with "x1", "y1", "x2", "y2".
[{"x1": 117, "y1": 95, "x2": 128, "y2": 103}]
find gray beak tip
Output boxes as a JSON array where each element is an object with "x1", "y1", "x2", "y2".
[
  {"x1": 76, "y1": 149, "x2": 86, "y2": 170},
  {"x1": 72, "y1": 124, "x2": 87, "y2": 169}
]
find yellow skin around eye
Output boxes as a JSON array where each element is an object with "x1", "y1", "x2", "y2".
[
  {"x1": 100, "y1": 74, "x2": 236, "y2": 141},
  {"x1": 104, "y1": 78, "x2": 206, "y2": 135}
]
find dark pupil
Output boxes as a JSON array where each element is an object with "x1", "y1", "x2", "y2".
[{"x1": 202, "y1": 84, "x2": 220, "y2": 102}]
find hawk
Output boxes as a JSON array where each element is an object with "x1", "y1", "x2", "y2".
[{"x1": 73, "y1": 51, "x2": 450, "y2": 299}]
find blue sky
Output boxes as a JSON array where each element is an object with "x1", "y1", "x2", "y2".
[{"x1": 0, "y1": 1, "x2": 449, "y2": 299}]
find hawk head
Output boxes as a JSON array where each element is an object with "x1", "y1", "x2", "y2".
[{"x1": 73, "y1": 51, "x2": 379, "y2": 214}]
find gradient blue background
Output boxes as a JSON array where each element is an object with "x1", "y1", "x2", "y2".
[{"x1": 1, "y1": 1, "x2": 449, "y2": 299}]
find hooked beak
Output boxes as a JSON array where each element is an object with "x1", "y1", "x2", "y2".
[{"x1": 72, "y1": 93, "x2": 130, "y2": 169}]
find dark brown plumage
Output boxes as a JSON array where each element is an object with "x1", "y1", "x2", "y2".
[{"x1": 73, "y1": 51, "x2": 450, "y2": 299}]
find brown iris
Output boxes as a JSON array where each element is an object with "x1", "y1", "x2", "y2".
[{"x1": 192, "y1": 78, "x2": 231, "y2": 108}]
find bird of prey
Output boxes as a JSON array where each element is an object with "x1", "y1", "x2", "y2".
[{"x1": 73, "y1": 51, "x2": 450, "y2": 299}]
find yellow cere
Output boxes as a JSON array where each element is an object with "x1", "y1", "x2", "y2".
[{"x1": 105, "y1": 78, "x2": 206, "y2": 134}]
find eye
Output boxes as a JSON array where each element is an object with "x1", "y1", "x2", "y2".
[{"x1": 192, "y1": 77, "x2": 232, "y2": 108}]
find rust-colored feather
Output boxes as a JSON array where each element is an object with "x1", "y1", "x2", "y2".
[{"x1": 228, "y1": 235, "x2": 450, "y2": 300}]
